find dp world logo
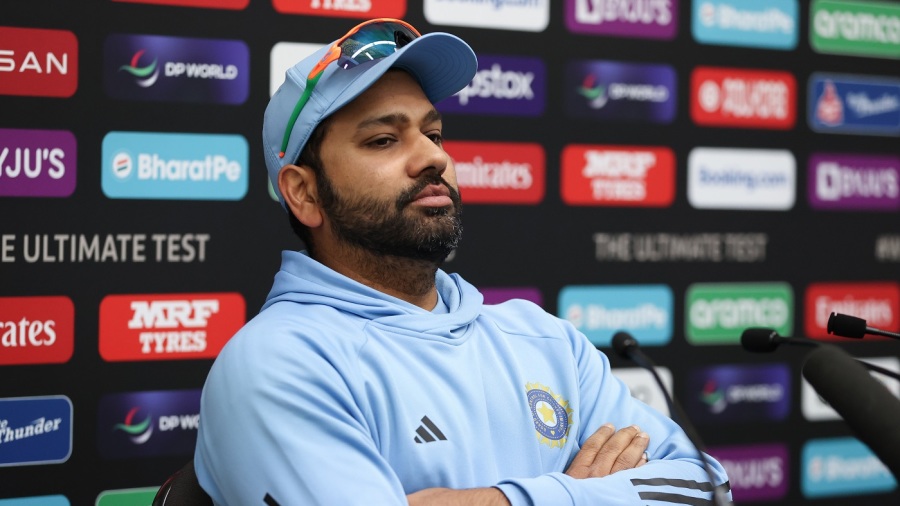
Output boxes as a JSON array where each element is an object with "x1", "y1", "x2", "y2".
[
  {"x1": 114, "y1": 407, "x2": 153, "y2": 444},
  {"x1": 98, "y1": 389, "x2": 200, "y2": 459},
  {"x1": 119, "y1": 49, "x2": 159, "y2": 87}
]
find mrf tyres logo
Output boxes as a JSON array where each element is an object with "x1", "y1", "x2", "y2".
[
  {"x1": 686, "y1": 282, "x2": 793, "y2": 344},
  {"x1": 809, "y1": 153, "x2": 900, "y2": 211},
  {"x1": 561, "y1": 144, "x2": 675, "y2": 207},
  {"x1": 811, "y1": 0, "x2": 900, "y2": 60},
  {"x1": 691, "y1": 67, "x2": 796, "y2": 129},
  {"x1": 565, "y1": 0, "x2": 678, "y2": 39},
  {"x1": 0, "y1": 27, "x2": 78, "y2": 98},
  {"x1": 97, "y1": 389, "x2": 200, "y2": 460},
  {"x1": 0, "y1": 395, "x2": 72, "y2": 467},
  {"x1": 443, "y1": 140, "x2": 544, "y2": 205},
  {"x1": 804, "y1": 281, "x2": 900, "y2": 340},
  {"x1": 99, "y1": 292, "x2": 245, "y2": 362},
  {"x1": 438, "y1": 54, "x2": 545, "y2": 116},
  {"x1": 809, "y1": 73, "x2": 900, "y2": 136},
  {"x1": 686, "y1": 363, "x2": 790, "y2": 423}
]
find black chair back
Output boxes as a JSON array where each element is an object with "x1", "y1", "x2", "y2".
[{"x1": 152, "y1": 460, "x2": 213, "y2": 506}]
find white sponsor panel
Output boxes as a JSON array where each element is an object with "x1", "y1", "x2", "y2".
[
  {"x1": 424, "y1": 0, "x2": 550, "y2": 32},
  {"x1": 270, "y1": 42, "x2": 324, "y2": 96},
  {"x1": 688, "y1": 147, "x2": 796, "y2": 210},
  {"x1": 802, "y1": 356, "x2": 900, "y2": 421},
  {"x1": 612, "y1": 366, "x2": 673, "y2": 417}
]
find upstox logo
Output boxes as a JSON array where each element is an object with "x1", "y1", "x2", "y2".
[
  {"x1": 561, "y1": 144, "x2": 675, "y2": 207},
  {"x1": 686, "y1": 282, "x2": 793, "y2": 344},
  {"x1": 0, "y1": 128, "x2": 76, "y2": 198},
  {"x1": 97, "y1": 389, "x2": 200, "y2": 459},
  {"x1": 98, "y1": 292, "x2": 245, "y2": 362},
  {"x1": 802, "y1": 437, "x2": 897, "y2": 498},
  {"x1": 102, "y1": 131, "x2": 248, "y2": 200},
  {"x1": 0, "y1": 27, "x2": 78, "y2": 98},
  {"x1": 804, "y1": 281, "x2": 900, "y2": 340},
  {"x1": 425, "y1": 0, "x2": 549, "y2": 32},
  {"x1": 444, "y1": 140, "x2": 544, "y2": 205},
  {"x1": 809, "y1": 73, "x2": 900, "y2": 136},
  {"x1": 274, "y1": 0, "x2": 406, "y2": 18},
  {"x1": 0, "y1": 296, "x2": 74, "y2": 366},
  {"x1": 691, "y1": 67, "x2": 796, "y2": 129},
  {"x1": 809, "y1": 153, "x2": 900, "y2": 211},
  {"x1": 565, "y1": 0, "x2": 678, "y2": 39},
  {"x1": 0, "y1": 395, "x2": 72, "y2": 467},
  {"x1": 558, "y1": 284, "x2": 672, "y2": 348},
  {"x1": 438, "y1": 54, "x2": 545, "y2": 117},
  {"x1": 811, "y1": 0, "x2": 900, "y2": 60},
  {"x1": 693, "y1": 0, "x2": 798, "y2": 50},
  {"x1": 688, "y1": 148, "x2": 796, "y2": 210}
]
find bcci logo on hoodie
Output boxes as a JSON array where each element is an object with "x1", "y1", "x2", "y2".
[{"x1": 526, "y1": 383, "x2": 572, "y2": 448}]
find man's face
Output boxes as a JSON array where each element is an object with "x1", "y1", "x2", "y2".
[{"x1": 313, "y1": 70, "x2": 462, "y2": 263}]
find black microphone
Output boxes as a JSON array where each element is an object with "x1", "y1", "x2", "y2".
[
  {"x1": 827, "y1": 312, "x2": 900, "y2": 341},
  {"x1": 802, "y1": 344, "x2": 900, "y2": 476},
  {"x1": 612, "y1": 331, "x2": 732, "y2": 506}
]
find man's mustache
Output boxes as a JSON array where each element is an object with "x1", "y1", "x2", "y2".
[{"x1": 396, "y1": 174, "x2": 461, "y2": 210}]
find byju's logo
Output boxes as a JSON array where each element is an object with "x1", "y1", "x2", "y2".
[
  {"x1": 566, "y1": 60, "x2": 676, "y2": 123},
  {"x1": 685, "y1": 364, "x2": 790, "y2": 423},
  {"x1": 438, "y1": 55, "x2": 545, "y2": 117},
  {"x1": 561, "y1": 144, "x2": 675, "y2": 207},
  {"x1": 0, "y1": 27, "x2": 78, "y2": 98},
  {"x1": 97, "y1": 389, "x2": 201, "y2": 459},
  {"x1": 687, "y1": 148, "x2": 796, "y2": 210},
  {"x1": 804, "y1": 281, "x2": 900, "y2": 340},
  {"x1": 809, "y1": 153, "x2": 900, "y2": 211},
  {"x1": 565, "y1": 0, "x2": 678, "y2": 39},
  {"x1": 0, "y1": 128, "x2": 76, "y2": 198},
  {"x1": 103, "y1": 34, "x2": 248, "y2": 104},
  {"x1": 802, "y1": 437, "x2": 897, "y2": 498},
  {"x1": 0, "y1": 395, "x2": 72, "y2": 467},
  {"x1": 558, "y1": 284, "x2": 672, "y2": 347},
  {"x1": 686, "y1": 282, "x2": 793, "y2": 344},
  {"x1": 691, "y1": 67, "x2": 796, "y2": 129},
  {"x1": 99, "y1": 292, "x2": 245, "y2": 362},
  {"x1": 0, "y1": 296, "x2": 74, "y2": 366},
  {"x1": 693, "y1": 0, "x2": 798, "y2": 50},
  {"x1": 444, "y1": 140, "x2": 544, "y2": 205},
  {"x1": 101, "y1": 131, "x2": 248, "y2": 200},
  {"x1": 424, "y1": 0, "x2": 549, "y2": 32},
  {"x1": 275, "y1": 0, "x2": 407, "y2": 19},
  {"x1": 809, "y1": 74, "x2": 900, "y2": 136},
  {"x1": 708, "y1": 443, "x2": 789, "y2": 501},
  {"x1": 811, "y1": 0, "x2": 900, "y2": 60}
]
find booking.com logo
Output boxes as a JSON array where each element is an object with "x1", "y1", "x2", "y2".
[
  {"x1": 113, "y1": 407, "x2": 153, "y2": 444},
  {"x1": 119, "y1": 50, "x2": 159, "y2": 88}
]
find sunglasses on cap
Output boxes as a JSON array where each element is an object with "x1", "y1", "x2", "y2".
[{"x1": 278, "y1": 18, "x2": 422, "y2": 159}]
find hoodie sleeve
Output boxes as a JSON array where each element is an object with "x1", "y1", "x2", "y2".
[{"x1": 495, "y1": 319, "x2": 732, "y2": 506}]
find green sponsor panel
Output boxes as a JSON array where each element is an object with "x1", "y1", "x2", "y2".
[
  {"x1": 810, "y1": 0, "x2": 900, "y2": 59},
  {"x1": 95, "y1": 488, "x2": 158, "y2": 506},
  {"x1": 685, "y1": 282, "x2": 793, "y2": 344}
]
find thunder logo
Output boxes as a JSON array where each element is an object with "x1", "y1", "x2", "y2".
[
  {"x1": 526, "y1": 382, "x2": 573, "y2": 448},
  {"x1": 120, "y1": 49, "x2": 159, "y2": 88}
]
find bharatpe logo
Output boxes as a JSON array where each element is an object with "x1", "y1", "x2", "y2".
[
  {"x1": 565, "y1": 0, "x2": 677, "y2": 39},
  {"x1": 0, "y1": 497, "x2": 70, "y2": 506},
  {"x1": 437, "y1": 55, "x2": 545, "y2": 116},
  {"x1": 686, "y1": 364, "x2": 790, "y2": 423},
  {"x1": 809, "y1": 153, "x2": 900, "y2": 211},
  {"x1": 103, "y1": 34, "x2": 248, "y2": 104},
  {"x1": 0, "y1": 128, "x2": 76, "y2": 198},
  {"x1": 811, "y1": 0, "x2": 900, "y2": 60},
  {"x1": 0, "y1": 395, "x2": 72, "y2": 467},
  {"x1": 424, "y1": 0, "x2": 550, "y2": 32},
  {"x1": 0, "y1": 296, "x2": 74, "y2": 366},
  {"x1": 802, "y1": 437, "x2": 897, "y2": 498},
  {"x1": 0, "y1": 27, "x2": 78, "y2": 98},
  {"x1": 708, "y1": 443, "x2": 789, "y2": 501},
  {"x1": 444, "y1": 140, "x2": 545, "y2": 204},
  {"x1": 558, "y1": 284, "x2": 672, "y2": 348},
  {"x1": 98, "y1": 389, "x2": 201, "y2": 459},
  {"x1": 98, "y1": 292, "x2": 245, "y2": 362},
  {"x1": 101, "y1": 131, "x2": 248, "y2": 200},
  {"x1": 809, "y1": 73, "x2": 900, "y2": 136},
  {"x1": 804, "y1": 281, "x2": 900, "y2": 340},
  {"x1": 691, "y1": 67, "x2": 796, "y2": 129},
  {"x1": 561, "y1": 144, "x2": 675, "y2": 207},
  {"x1": 686, "y1": 282, "x2": 793, "y2": 344},
  {"x1": 687, "y1": 148, "x2": 796, "y2": 211},
  {"x1": 802, "y1": 356, "x2": 900, "y2": 422},
  {"x1": 612, "y1": 367, "x2": 673, "y2": 416},
  {"x1": 274, "y1": 0, "x2": 407, "y2": 18},
  {"x1": 566, "y1": 60, "x2": 676, "y2": 123},
  {"x1": 693, "y1": 0, "x2": 798, "y2": 49}
]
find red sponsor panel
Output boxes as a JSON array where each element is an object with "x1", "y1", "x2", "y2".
[
  {"x1": 111, "y1": 0, "x2": 248, "y2": 8},
  {"x1": 0, "y1": 296, "x2": 74, "y2": 365},
  {"x1": 444, "y1": 140, "x2": 545, "y2": 205},
  {"x1": 804, "y1": 282, "x2": 900, "y2": 340},
  {"x1": 0, "y1": 27, "x2": 78, "y2": 98},
  {"x1": 691, "y1": 67, "x2": 796, "y2": 130},
  {"x1": 272, "y1": 0, "x2": 406, "y2": 18},
  {"x1": 99, "y1": 292, "x2": 245, "y2": 362},
  {"x1": 560, "y1": 144, "x2": 675, "y2": 207}
]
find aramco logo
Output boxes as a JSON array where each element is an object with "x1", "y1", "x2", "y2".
[
  {"x1": 114, "y1": 406, "x2": 153, "y2": 444},
  {"x1": 119, "y1": 49, "x2": 159, "y2": 87}
]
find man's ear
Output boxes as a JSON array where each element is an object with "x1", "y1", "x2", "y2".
[{"x1": 278, "y1": 164, "x2": 323, "y2": 229}]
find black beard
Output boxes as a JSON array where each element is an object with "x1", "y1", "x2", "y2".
[{"x1": 317, "y1": 170, "x2": 463, "y2": 265}]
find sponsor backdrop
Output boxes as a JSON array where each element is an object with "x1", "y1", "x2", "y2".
[{"x1": 1, "y1": 0, "x2": 899, "y2": 504}]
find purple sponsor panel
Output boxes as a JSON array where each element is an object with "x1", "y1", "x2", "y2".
[
  {"x1": 565, "y1": 0, "x2": 678, "y2": 39},
  {"x1": 565, "y1": 60, "x2": 676, "y2": 124},
  {"x1": 97, "y1": 389, "x2": 201, "y2": 460},
  {"x1": 103, "y1": 34, "x2": 249, "y2": 104},
  {"x1": 708, "y1": 443, "x2": 789, "y2": 502},
  {"x1": 436, "y1": 54, "x2": 545, "y2": 116},
  {"x1": 808, "y1": 153, "x2": 900, "y2": 211},
  {"x1": 0, "y1": 128, "x2": 76, "y2": 197},
  {"x1": 684, "y1": 363, "x2": 790, "y2": 424},
  {"x1": 481, "y1": 287, "x2": 543, "y2": 306}
]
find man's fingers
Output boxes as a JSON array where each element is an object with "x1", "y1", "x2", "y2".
[
  {"x1": 608, "y1": 430, "x2": 649, "y2": 474},
  {"x1": 564, "y1": 423, "x2": 615, "y2": 478},
  {"x1": 589, "y1": 425, "x2": 642, "y2": 476}
]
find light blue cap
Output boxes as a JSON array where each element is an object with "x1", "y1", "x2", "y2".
[{"x1": 263, "y1": 31, "x2": 478, "y2": 207}]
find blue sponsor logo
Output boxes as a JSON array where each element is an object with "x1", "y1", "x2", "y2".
[
  {"x1": 809, "y1": 73, "x2": 900, "y2": 136},
  {"x1": 558, "y1": 284, "x2": 672, "y2": 347},
  {"x1": 0, "y1": 497, "x2": 69, "y2": 506},
  {"x1": 0, "y1": 396, "x2": 72, "y2": 467},
  {"x1": 685, "y1": 363, "x2": 790, "y2": 424},
  {"x1": 437, "y1": 54, "x2": 546, "y2": 117},
  {"x1": 102, "y1": 131, "x2": 248, "y2": 200},
  {"x1": 104, "y1": 34, "x2": 249, "y2": 104},
  {"x1": 565, "y1": 60, "x2": 676, "y2": 123},
  {"x1": 97, "y1": 389, "x2": 201, "y2": 460},
  {"x1": 802, "y1": 437, "x2": 897, "y2": 498},
  {"x1": 692, "y1": 0, "x2": 798, "y2": 50}
]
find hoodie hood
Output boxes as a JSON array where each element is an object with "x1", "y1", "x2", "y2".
[{"x1": 261, "y1": 250, "x2": 483, "y2": 341}]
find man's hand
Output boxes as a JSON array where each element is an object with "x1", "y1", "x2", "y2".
[
  {"x1": 565, "y1": 423, "x2": 649, "y2": 479},
  {"x1": 407, "y1": 486, "x2": 510, "y2": 506}
]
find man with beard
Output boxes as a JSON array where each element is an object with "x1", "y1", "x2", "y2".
[{"x1": 194, "y1": 19, "x2": 731, "y2": 506}]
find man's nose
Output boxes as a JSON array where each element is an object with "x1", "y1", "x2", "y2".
[{"x1": 408, "y1": 134, "x2": 449, "y2": 178}]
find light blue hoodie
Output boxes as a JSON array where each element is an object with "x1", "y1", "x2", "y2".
[{"x1": 195, "y1": 250, "x2": 730, "y2": 505}]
